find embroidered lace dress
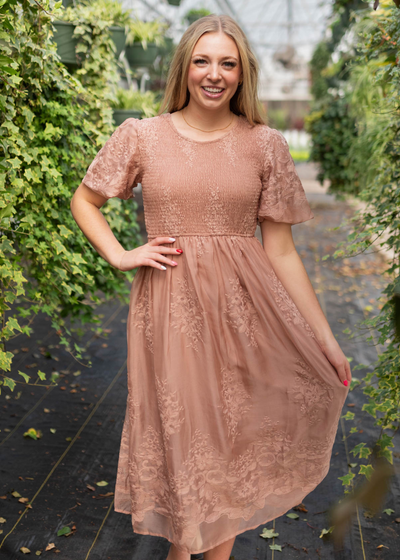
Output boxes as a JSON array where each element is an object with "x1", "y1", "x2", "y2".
[{"x1": 82, "y1": 113, "x2": 349, "y2": 554}]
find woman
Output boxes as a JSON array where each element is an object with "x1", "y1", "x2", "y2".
[{"x1": 71, "y1": 14, "x2": 351, "y2": 560}]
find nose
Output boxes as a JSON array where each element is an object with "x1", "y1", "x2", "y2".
[{"x1": 208, "y1": 63, "x2": 221, "y2": 82}]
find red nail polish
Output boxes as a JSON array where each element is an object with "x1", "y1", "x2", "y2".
[
  {"x1": 176, "y1": 249, "x2": 183, "y2": 254},
  {"x1": 343, "y1": 380, "x2": 348, "y2": 386}
]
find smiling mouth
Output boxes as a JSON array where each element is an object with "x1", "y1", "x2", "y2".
[{"x1": 202, "y1": 86, "x2": 225, "y2": 93}]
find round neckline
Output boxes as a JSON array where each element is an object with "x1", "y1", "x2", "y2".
[{"x1": 165, "y1": 111, "x2": 242, "y2": 145}]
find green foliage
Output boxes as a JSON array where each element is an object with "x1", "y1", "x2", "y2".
[
  {"x1": 111, "y1": 88, "x2": 161, "y2": 117},
  {"x1": 185, "y1": 8, "x2": 213, "y2": 18},
  {"x1": 305, "y1": 96, "x2": 358, "y2": 194},
  {"x1": 0, "y1": 0, "x2": 142, "y2": 396},
  {"x1": 125, "y1": 19, "x2": 167, "y2": 48},
  {"x1": 62, "y1": 0, "x2": 125, "y2": 135},
  {"x1": 266, "y1": 108, "x2": 288, "y2": 131},
  {"x1": 309, "y1": 1, "x2": 400, "y2": 487},
  {"x1": 309, "y1": 42, "x2": 332, "y2": 100}
]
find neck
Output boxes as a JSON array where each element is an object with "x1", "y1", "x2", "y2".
[{"x1": 183, "y1": 101, "x2": 233, "y2": 130}]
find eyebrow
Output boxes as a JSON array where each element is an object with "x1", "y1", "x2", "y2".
[{"x1": 192, "y1": 54, "x2": 238, "y2": 62}]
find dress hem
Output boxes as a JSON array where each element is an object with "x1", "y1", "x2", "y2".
[{"x1": 114, "y1": 486, "x2": 316, "y2": 555}]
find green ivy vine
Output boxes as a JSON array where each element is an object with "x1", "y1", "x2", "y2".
[{"x1": 0, "y1": 0, "x2": 142, "y2": 396}]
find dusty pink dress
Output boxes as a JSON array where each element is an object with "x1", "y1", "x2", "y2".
[{"x1": 82, "y1": 113, "x2": 349, "y2": 554}]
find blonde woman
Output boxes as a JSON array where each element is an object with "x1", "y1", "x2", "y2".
[{"x1": 71, "y1": 14, "x2": 351, "y2": 560}]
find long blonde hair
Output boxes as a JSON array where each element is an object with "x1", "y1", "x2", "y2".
[{"x1": 158, "y1": 15, "x2": 266, "y2": 126}]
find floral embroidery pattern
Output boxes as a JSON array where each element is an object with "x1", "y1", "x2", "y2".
[
  {"x1": 218, "y1": 132, "x2": 238, "y2": 167},
  {"x1": 155, "y1": 374, "x2": 185, "y2": 443},
  {"x1": 170, "y1": 276, "x2": 206, "y2": 352},
  {"x1": 203, "y1": 185, "x2": 230, "y2": 234},
  {"x1": 131, "y1": 281, "x2": 154, "y2": 354},
  {"x1": 256, "y1": 127, "x2": 314, "y2": 224},
  {"x1": 196, "y1": 236, "x2": 209, "y2": 259},
  {"x1": 224, "y1": 277, "x2": 259, "y2": 347},
  {"x1": 127, "y1": 393, "x2": 140, "y2": 423},
  {"x1": 267, "y1": 268, "x2": 316, "y2": 338},
  {"x1": 220, "y1": 366, "x2": 252, "y2": 444},
  {"x1": 124, "y1": 414, "x2": 341, "y2": 547},
  {"x1": 138, "y1": 117, "x2": 159, "y2": 167},
  {"x1": 288, "y1": 358, "x2": 334, "y2": 425}
]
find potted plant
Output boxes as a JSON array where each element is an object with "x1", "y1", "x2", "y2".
[
  {"x1": 53, "y1": 0, "x2": 132, "y2": 65},
  {"x1": 125, "y1": 19, "x2": 167, "y2": 68},
  {"x1": 185, "y1": 8, "x2": 212, "y2": 26},
  {"x1": 167, "y1": 0, "x2": 182, "y2": 5},
  {"x1": 111, "y1": 89, "x2": 161, "y2": 126}
]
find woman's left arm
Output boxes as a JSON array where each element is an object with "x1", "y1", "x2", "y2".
[{"x1": 260, "y1": 219, "x2": 352, "y2": 385}]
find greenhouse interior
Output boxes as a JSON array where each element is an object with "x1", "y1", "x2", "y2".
[{"x1": 1, "y1": 0, "x2": 400, "y2": 559}]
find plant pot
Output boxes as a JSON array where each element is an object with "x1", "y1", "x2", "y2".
[
  {"x1": 53, "y1": 21, "x2": 79, "y2": 65},
  {"x1": 110, "y1": 26, "x2": 126, "y2": 58},
  {"x1": 54, "y1": 22, "x2": 127, "y2": 65},
  {"x1": 125, "y1": 42, "x2": 159, "y2": 67},
  {"x1": 167, "y1": 0, "x2": 181, "y2": 5},
  {"x1": 113, "y1": 109, "x2": 143, "y2": 126}
]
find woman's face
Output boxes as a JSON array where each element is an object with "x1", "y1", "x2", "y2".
[{"x1": 187, "y1": 31, "x2": 242, "y2": 112}]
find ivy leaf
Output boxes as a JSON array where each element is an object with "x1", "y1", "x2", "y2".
[
  {"x1": 383, "y1": 508, "x2": 395, "y2": 516},
  {"x1": 3, "y1": 377, "x2": 16, "y2": 392},
  {"x1": 339, "y1": 472, "x2": 355, "y2": 486},
  {"x1": 58, "y1": 225, "x2": 73, "y2": 238},
  {"x1": 269, "y1": 544, "x2": 282, "y2": 551},
  {"x1": 18, "y1": 371, "x2": 30, "y2": 384},
  {"x1": 286, "y1": 513, "x2": 299, "y2": 519},
  {"x1": 259, "y1": 528, "x2": 279, "y2": 539},
  {"x1": 0, "y1": 203, "x2": 14, "y2": 220}
]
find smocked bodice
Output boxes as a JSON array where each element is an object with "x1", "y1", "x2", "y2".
[{"x1": 82, "y1": 112, "x2": 314, "y2": 238}]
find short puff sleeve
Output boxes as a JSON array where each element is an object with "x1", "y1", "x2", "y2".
[
  {"x1": 257, "y1": 128, "x2": 314, "y2": 225},
  {"x1": 82, "y1": 118, "x2": 141, "y2": 200}
]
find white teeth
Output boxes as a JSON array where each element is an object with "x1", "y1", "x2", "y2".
[{"x1": 203, "y1": 87, "x2": 224, "y2": 93}]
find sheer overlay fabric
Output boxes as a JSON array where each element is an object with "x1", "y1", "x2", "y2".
[{"x1": 82, "y1": 113, "x2": 349, "y2": 554}]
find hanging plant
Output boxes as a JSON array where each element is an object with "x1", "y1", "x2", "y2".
[
  {"x1": 125, "y1": 19, "x2": 167, "y2": 68},
  {"x1": 111, "y1": 89, "x2": 161, "y2": 125},
  {"x1": 185, "y1": 8, "x2": 213, "y2": 26}
]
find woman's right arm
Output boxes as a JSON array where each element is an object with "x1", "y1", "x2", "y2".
[{"x1": 70, "y1": 182, "x2": 181, "y2": 271}]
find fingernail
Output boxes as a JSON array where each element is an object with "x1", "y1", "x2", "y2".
[
  {"x1": 176, "y1": 249, "x2": 183, "y2": 254},
  {"x1": 343, "y1": 380, "x2": 348, "y2": 386},
  {"x1": 172, "y1": 261, "x2": 177, "y2": 266},
  {"x1": 169, "y1": 238, "x2": 175, "y2": 242},
  {"x1": 161, "y1": 265, "x2": 167, "y2": 270}
]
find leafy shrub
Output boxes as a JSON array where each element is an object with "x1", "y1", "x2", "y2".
[{"x1": 0, "y1": 0, "x2": 142, "y2": 395}]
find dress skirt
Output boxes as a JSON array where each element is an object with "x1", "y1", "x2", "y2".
[{"x1": 113, "y1": 235, "x2": 349, "y2": 554}]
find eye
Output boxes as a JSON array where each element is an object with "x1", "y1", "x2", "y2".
[
  {"x1": 193, "y1": 58, "x2": 207, "y2": 64},
  {"x1": 223, "y1": 61, "x2": 236, "y2": 68}
]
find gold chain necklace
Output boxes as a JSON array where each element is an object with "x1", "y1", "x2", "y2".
[{"x1": 182, "y1": 108, "x2": 235, "y2": 133}]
